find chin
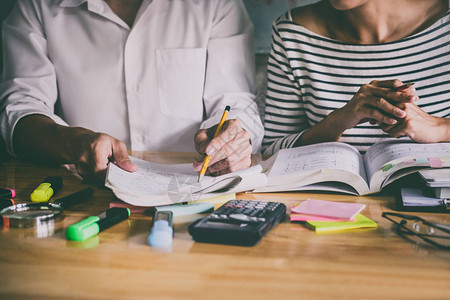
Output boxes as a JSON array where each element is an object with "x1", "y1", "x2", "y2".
[{"x1": 328, "y1": 0, "x2": 369, "y2": 10}]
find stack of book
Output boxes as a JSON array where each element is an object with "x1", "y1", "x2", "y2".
[
  {"x1": 395, "y1": 169, "x2": 450, "y2": 212},
  {"x1": 419, "y1": 169, "x2": 450, "y2": 199},
  {"x1": 290, "y1": 199, "x2": 377, "y2": 233}
]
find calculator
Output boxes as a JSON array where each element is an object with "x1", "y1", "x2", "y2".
[{"x1": 188, "y1": 200, "x2": 286, "y2": 246}]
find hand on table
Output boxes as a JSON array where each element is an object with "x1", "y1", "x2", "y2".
[{"x1": 193, "y1": 119, "x2": 252, "y2": 176}]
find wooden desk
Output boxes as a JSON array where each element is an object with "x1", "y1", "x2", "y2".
[{"x1": 0, "y1": 152, "x2": 449, "y2": 299}]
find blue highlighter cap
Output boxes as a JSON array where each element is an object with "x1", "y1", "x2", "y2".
[{"x1": 148, "y1": 220, "x2": 173, "y2": 248}]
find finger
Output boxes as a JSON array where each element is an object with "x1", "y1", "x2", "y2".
[
  {"x1": 379, "y1": 122, "x2": 396, "y2": 132},
  {"x1": 205, "y1": 120, "x2": 241, "y2": 156},
  {"x1": 370, "y1": 79, "x2": 404, "y2": 89},
  {"x1": 371, "y1": 96, "x2": 407, "y2": 119},
  {"x1": 208, "y1": 154, "x2": 252, "y2": 176},
  {"x1": 386, "y1": 124, "x2": 409, "y2": 138},
  {"x1": 112, "y1": 140, "x2": 137, "y2": 172},
  {"x1": 358, "y1": 104, "x2": 399, "y2": 125},
  {"x1": 364, "y1": 85, "x2": 415, "y2": 104},
  {"x1": 207, "y1": 142, "x2": 252, "y2": 174},
  {"x1": 208, "y1": 130, "x2": 250, "y2": 166},
  {"x1": 193, "y1": 156, "x2": 207, "y2": 171},
  {"x1": 194, "y1": 130, "x2": 210, "y2": 154}
]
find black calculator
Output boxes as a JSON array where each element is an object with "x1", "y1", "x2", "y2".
[{"x1": 188, "y1": 200, "x2": 286, "y2": 246}]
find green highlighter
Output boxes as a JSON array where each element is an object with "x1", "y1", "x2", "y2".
[{"x1": 66, "y1": 207, "x2": 130, "y2": 241}]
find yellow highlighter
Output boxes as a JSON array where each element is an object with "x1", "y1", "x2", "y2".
[
  {"x1": 30, "y1": 176, "x2": 63, "y2": 202},
  {"x1": 198, "y1": 106, "x2": 230, "y2": 182}
]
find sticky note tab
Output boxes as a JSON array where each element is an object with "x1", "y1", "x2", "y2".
[
  {"x1": 415, "y1": 158, "x2": 428, "y2": 164},
  {"x1": 403, "y1": 159, "x2": 416, "y2": 164},
  {"x1": 381, "y1": 163, "x2": 394, "y2": 172},
  {"x1": 429, "y1": 157, "x2": 443, "y2": 168}
]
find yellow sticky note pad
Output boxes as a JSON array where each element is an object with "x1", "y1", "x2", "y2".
[{"x1": 306, "y1": 214, "x2": 377, "y2": 233}]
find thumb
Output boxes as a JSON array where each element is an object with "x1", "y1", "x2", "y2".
[
  {"x1": 112, "y1": 141, "x2": 137, "y2": 172},
  {"x1": 194, "y1": 129, "x2": 211, "y2": 154}
]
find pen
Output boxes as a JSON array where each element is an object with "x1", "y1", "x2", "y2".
[
  {"x1": 0, "y1": 188, "x2": 15, "y2": 199},
  {"x1": 30, "y1": 176, "x2": 63, "y2": 203},
  {"x1": 0, "y1": 199, "x2": 14, "y2": 211},
  {"x1": 66, "y1": 207, "x2": 130, "y2": 241},
  {"x1": 53, "y1": 188, "x2": 94, "y2": 209},
  {"x1": 198, "y1": 105, "x2": 230, "y2": 182},
  {"x1": 396, "y1": 82, "x2": 415, "y2": 91}
]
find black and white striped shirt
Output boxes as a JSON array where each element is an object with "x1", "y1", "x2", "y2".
[{"x1": 262, "y1": 5, "x2": 450, "y2": 155}]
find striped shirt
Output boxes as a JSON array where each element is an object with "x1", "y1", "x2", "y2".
[{"x1": 262, "y1": 5, "x2": 450, "y2": 155}]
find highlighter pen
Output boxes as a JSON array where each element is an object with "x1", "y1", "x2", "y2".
[
  {"x1": 66, "y1": 207, "x2": 130, "y2": 241},
  {"x1": 0, "y1": 188, "x2": 15, "y2": 199},
  {"x1": 148, "y1": 211, "x2": 174, "y2": 248},
  {"x1": 0, "y1": 199, "x2": 14, "y2": 211},
  {"x1": 30, "y1": 176, "x2": 63, "y2": 203},
  {"x1": 198, "y1": 105, "x2": 230, "y2": 182}
]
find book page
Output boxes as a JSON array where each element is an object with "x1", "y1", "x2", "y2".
[
  {"x1": 268, "y1": 142, "x2": 366, "y2": 181},
  {"x1": 364, "y1": 138, "x2": 450, "y2": 192},
  {"x1": 364, "y1": 139, "x2": 450, "y2": 181},
  {"x1": 105, "y1": 157, "x2": 266, "y2": 206},
  {"x1": 255, "y1": 142, "x2": 369, "y2": 195}
]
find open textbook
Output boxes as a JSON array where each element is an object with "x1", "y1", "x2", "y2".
[
  {"x1": 105, "y1": 139, "x2": 450, "y2": 206},
  {"x1": 253, "y1": 138, "x2": 450, "y2": 195},
  {"x1": 105, "y1": 157, "x2": 267, "y2": 207}
]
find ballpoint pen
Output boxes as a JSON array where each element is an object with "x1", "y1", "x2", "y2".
[
  {"x1": 396, "y1": 82, "x2": 415, "y2": 91},
  {"x1": 198, "y1": 106, "x2": 230, "y2": 182}
]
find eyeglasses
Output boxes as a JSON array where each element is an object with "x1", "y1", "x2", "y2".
[{"x1": 382, "y1": 212, "x2": 450, "y2": 250}]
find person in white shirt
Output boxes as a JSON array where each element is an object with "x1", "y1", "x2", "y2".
[{"x1": 0, "y1": 0, "x2": 263, "y2": 181}]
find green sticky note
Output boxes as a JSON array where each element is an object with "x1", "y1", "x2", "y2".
[
  {"x1": 306, "y1": 214, "x2": 377, "y2": 233},
  {"x1": 381, "y1": 163, "x2": 394, "y2": 172}
]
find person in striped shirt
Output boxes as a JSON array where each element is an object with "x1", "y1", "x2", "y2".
[{"x1": 262, "y1": 0, "x2": 450, "y2": 155}]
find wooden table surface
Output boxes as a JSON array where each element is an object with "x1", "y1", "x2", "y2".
[{"x1": 0, "y1": 152, "x2": 449, "y2": 299}]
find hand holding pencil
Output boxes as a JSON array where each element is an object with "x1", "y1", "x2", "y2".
[{"x1": 193, "y1": 106, "x2": 253, "y2": 181}]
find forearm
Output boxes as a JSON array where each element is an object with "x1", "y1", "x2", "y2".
[
  {"x1": 294, "y1": 110, "x2": 346, "y2": 147},
  {"x1": 13, "y1": 115, "x2": 79, "y2": 164}
]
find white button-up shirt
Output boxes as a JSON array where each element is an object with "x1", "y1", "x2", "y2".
[{"x1": 0, "y1": 0, "x2": 263, "y2": 154}]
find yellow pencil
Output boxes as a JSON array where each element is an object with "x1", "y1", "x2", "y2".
[{"x1": 198, "y1": 106, "x2": 230, "y2": 182}]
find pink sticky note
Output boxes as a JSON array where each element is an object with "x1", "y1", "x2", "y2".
[
  {"x1": 290, "y1": 213, "x2": 343, "y2": 222},
  {"x1": 403, "y1": 159, "x2": 416, "y2": 164},
  {"x1": 429, "y1": 157, "x2": 443, "y2": 168},
  {"x1": 290, "y1": 199, "x2": 366, "y2": 221}
]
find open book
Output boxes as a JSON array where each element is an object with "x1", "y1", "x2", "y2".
[
  {"x1": 106, "y1": 139, "x2": 450, "y2": 205},
  {"x1": 105, "y1": 157, "x2": 267, "y2": 207},
  {"x1": 253, "y1": 138, "x2": 450, "y2": 196}
]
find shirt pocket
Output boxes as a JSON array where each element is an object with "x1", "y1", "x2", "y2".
[{"x1": 156, "y1": 48, "x2": 207, "y2": 120}]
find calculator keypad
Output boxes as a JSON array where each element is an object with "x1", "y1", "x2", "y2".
[{"x1": 208, "y1": 200, "x2": 282, "y2": 224}]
